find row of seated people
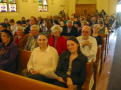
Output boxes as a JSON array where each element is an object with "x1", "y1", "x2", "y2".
[
  {"x1": 0, "y1": 30, "x2": 87, "y2": 90},
  {"x1": 0, "y1": 15, "x2": 111, "y2": 55},
  {"x1": 0, "y1": 23, "x2": 100, "y2": 61},
  {"x1": 0, "y1": 25, "x2": 104, "y2": 90},
  {"x1": 0, "y1": 14, "x2": 112, "y2": 89},
  {"x1": 0, "y1": 13, "x2": 114, "y2": 37}
]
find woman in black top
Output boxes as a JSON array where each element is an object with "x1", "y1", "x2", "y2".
[{"x1": 55, "y1": 36, "x2": 88, "y2": 90}]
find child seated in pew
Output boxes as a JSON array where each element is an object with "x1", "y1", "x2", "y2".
[
  {"x1": 27, "y1": 33, "x2": 59, "y2": 83},
  {"x1": 54, "y1": 36, "x2": 88, "y2": 90},
  {"x1": 0, "y1": 30, "x2": 18, "y2": 73}
]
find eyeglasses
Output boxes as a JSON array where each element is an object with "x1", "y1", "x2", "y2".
[{"x1": 82, "y1": 31, "x2": 89, "y2": 33}]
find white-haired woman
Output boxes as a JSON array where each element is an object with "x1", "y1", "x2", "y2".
[{"x1": 48, "y1": 25, "x2": 67, "y2": 55}]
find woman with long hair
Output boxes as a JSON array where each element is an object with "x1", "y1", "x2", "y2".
[{"x1": 55, "y1": 36, "x2": 88, "y2": 90}]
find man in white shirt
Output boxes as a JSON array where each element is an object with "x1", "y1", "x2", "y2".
[
  {"x1": 77, "y1": 26, "x2": 97, "y2": 62},
  {"x1": 27, "y1": 33, "x2": 59, "y2": 83}
]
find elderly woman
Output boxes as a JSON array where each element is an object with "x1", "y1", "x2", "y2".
[
  {"x1": 92, "y1": 24, "x2": 103, "y2": 46},
  {"x1": 54, "y1": 36, "x2": 88, "y2": 90},
  {"x1": 14, "y1": 26, "x2": 25, "y2": 48},
  {"x1": 27, "y1": 33, "x2": 59, "y2": 83},
  {"x1": 0, "y1": 30, "x2": 18, "y2": 73},
  {"x1": 48, "y1": 25, "x2": 67, "y2": 55}
]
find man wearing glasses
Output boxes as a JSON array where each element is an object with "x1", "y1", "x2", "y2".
[{"x1": 77, "y1": 26, "x2": 97, "y2": 62}]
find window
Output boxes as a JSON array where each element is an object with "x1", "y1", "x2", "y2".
[
  {"x1": 0, "y1": 0, "x2": 17, "y2": 12},
  {"x1": 38, "y1": 0, "x2": 48, "y2": 12},
  {"x1": 116, "y1": 4, "x2": 121, "y2": 13},
  {"x1": 0, "y1": 3, "x2": 7, "y2": 12}
]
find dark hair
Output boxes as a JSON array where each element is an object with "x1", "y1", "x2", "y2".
[
  {"x1": 0, "y1": 23, "x2": 8, "y2": 29},
  {"x1": 38, "y1": 33, "x2": 49, "y2": 40},
  {"x1": 67, "y1": 36, "x2": 82, "y2": 54},
  {"x1": 73, "y1": 21, "x2": 81, "y2": 27},
  {"x1": 16, "y1": 20, "x2": 22, "y2": 25},
  {"x1": 1, "y1": 30, "x2": 13, "y2": 42},
  {"x1": 30, "y1": 16, "x2": 37, "y2": 23},
  {"x1": 26, "y1": 19, "x2": 30, "y2": 22},
  {"x1": 53, "y1": 20, "x2": 59, "y2": 25},
  {"x1": 9, "y1": 19, "x2": 15, "y2": 23}
]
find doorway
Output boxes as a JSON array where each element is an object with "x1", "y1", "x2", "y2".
[
  {"x1": 75, "y1": 4, "x2": 96, "y2": 16},
  {"x1": 116, "y1": 2, "x2": 121, "y2": 25}
]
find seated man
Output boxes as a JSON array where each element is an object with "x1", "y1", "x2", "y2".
[
  {"x1": 77, "y1": 26, "x2": 97, "y2": 62},
  {"x1": 61, "y1": 20, "x2": 79, "y2": 37},
  {"x1": 24, "y1": 25, "x2": 39, "y2": 51},
  {"x1": 27, "y1": 33, "x2": 59, "y2": 83}
]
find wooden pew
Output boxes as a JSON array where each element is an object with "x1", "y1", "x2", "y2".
[
  {"x1": 0, "y1": 70, "x2": 68, "y2": 90},
  {"x1": 18, "y1": 49, "x2": 31, "y2": 72},
  {"x1": 82, "y1": 62, "x2": 94, "y2": 90},
  {"x1": 93, "y1": 46, "x2": 102, "y2": 86},
  {"x1": 99, "y1": 34, "x2": 108, "y2": 74},
  {"x1": 18, "y1": 49, "x2": 94, "y2": 90},
  {"x1": 99, "y1": 34, "x2": 108, "y2": 62}
]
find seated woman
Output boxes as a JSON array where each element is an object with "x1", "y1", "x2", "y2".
[
  {"x1": 14, "y1": 26, "x2": 25, "y2": 48},
  {"x1": 55, "y1": 36, "x2": 88, "y2": 90},
  {"x1": 49, "y1": 25, "x2": 67, "y2": 55},
  {"x1": 27, "y1": 33, "x2": 59, "y2": 83},
  {"x1": 0, "y1": 30, "x2": 18, "y2": 73},
  {"x1": 92, "y1": 24, "x2": 103, "y2": 46}
]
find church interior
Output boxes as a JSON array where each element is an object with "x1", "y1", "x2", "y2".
[{"x1": 0, "y1": 0, "x2": 121, "y2": 90}]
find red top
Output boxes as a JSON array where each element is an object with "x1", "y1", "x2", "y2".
[{"x1": 48, "y1": 36, "x2": 67, "y2": 55}]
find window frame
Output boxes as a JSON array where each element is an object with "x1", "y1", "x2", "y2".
[
  {"x1": 38, "y1": 0, "x2": 48, "y2": 12},
  {"x1": 0, "y1": 0, "x2": 17, "y2": 12}
]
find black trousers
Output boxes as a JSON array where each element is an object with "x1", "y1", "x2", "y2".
[
  {"x1": 27, "y1": 74, "x2": 81, "y2": 90},
  {"x1": 54, "y1": 81, "x2": 82, "y2": 90},
  {"x1": 27, "y1": 74, "x2": 56, "y2": 84}
]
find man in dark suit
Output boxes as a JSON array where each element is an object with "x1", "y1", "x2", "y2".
[{"x1": 61, "y1": 20, "x2": 79, "y2": 37}]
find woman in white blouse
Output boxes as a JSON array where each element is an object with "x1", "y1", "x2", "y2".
[{"x1": 27, "y1": 33, "x2": 59, "y2": 83}]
